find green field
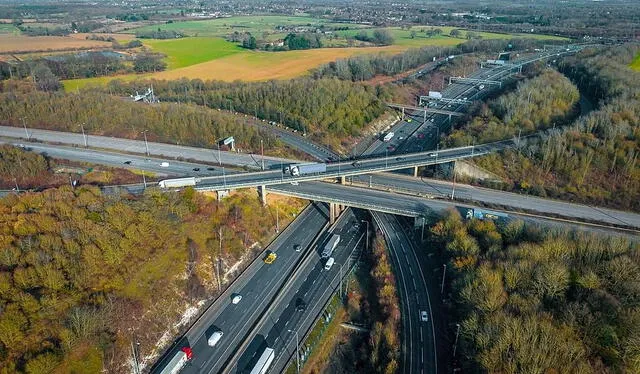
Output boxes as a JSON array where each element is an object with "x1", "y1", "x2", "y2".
[
  {"x1": 144, "y1": 37, "x2": 243, "y2": 69},
  {"x1": 0, "y1": 24, "x2": 20, "y2": 34},
  {"x1": 631, "y1": 53, "x2": 640, "y2": 71},
  {"x1": 125, "y1": 15, "x2": 363, "y2": 38},
  {"x1": 333, "y1": 26, "x2": 568, "y2": 47}
]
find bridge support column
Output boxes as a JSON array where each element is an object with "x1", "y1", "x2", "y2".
[
  {"x1": 339, "y1": 176, "x2": 346, "y2": 185},
  {"x1": 329, "y1": 203, "x2": 337, "y2": 224},
  {"x1": 413, "y1": 166, "x2": 419, "y2": 178},
  {"x1": 259, "y1": 185, "x2": 267, "y2": 205}
]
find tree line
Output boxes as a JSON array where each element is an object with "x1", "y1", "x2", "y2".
[
  {"x1": 430, "y1": 209, "x2": 640, "y2": 373},
  {"x1": 312, "y1": 38, "x2": 564, "y2": 81},
  {"x1": 0, "y1": 80, "x2": 283, "y2": 154},
  {"x1": 99, "y1": 77, "x2": 389, "y2": 149},
  {"x1": 472, "y1": 44, "x2": 640, "y2": 210},
  {"x1": 444, "y1": 69, "x2": 580, "y2": 146},
  {"x1": 0, "y1": 186, "x2": 302, "y2": 373}
]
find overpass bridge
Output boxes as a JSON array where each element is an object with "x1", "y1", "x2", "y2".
[{"x1": 173, "y1": 138, "x2": 519, "y2": 193}]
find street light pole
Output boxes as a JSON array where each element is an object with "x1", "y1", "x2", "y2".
[
  {"x1": 260, "y1": 139, "x2": 265, "y2": 171},
  {"x1": 222, "y1": 167, "x2": 227, "y2": 189},
  {"x1": 361, "y1": 220, "x2": 369, "y2": 252},
  {"x1": 21, "y1": 117, "x2": 30, "y2": 140},
  {"x1": 80, "y1": 123, "x2": 87, "y2": 148},
  {"x1": 287, "y1": 329, "x2": 300, "y2": 374},
  {"x1": 385, "y1": 149, "x2": 388, "y2": 168},
  {"x1": 142, "y1": 130, "x2": 150, "y2": 156},
  {"x1": 453, "y1": 323, "x2": 461, "y2": 357},
  {"x1": 441, "y1": 264, "x2": 447, "y2": 294}
]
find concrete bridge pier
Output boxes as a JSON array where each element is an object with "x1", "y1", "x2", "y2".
[
  {"x1": 259, "y1": 185, "x2": 267, "y2": 205},
  {"x1": 413, "y1": 166, "x2": 419, "y2": 178},
  {"x1": 329, "y1": 203, "x2": 346, "y2": 224},
  {"x1": 338, "y1": 175, "x2": 346, "y2": 185}
]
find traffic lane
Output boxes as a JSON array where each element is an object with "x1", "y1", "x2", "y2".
[
  {"x1": 270, "y1": 183, "x2": 640, "y2": 237},
  {"x1": 349, "y1": 173, "x2": 640, "y2": 230},
  {"x1": 0, "y1": 139, "x2": 223, "y2": 178},
  {"x1": 180, "y1": 204, "x2": 329, "y2": 374},
  {"x1": 229, "y1": 209, "x2": 360, "y2": 373},
  {"x1": 385, "y1": 215, "x2": 435, "y2": 374},
  {"x1": 0, "y1": 125, "x2": 298, "y2": 168},
  {"x1": 375, "y1": 212, "x2": 414, "y2": 374},
  {"x1": 263, "y1": 213, "x2": 366, "y2": 373},
  {"x1": 258, "y1": 211, "x2": 359, "y2": 348}
]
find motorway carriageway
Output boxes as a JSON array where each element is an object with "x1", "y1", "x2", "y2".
[
  {"x1": 373, "y1": 212, "x2": 436, "y2": 374},
  {"x1": 151, "y1": 202, "x2": 330, "y2": 374},
  {"x1": 5, "y1": 139, "x2": 639, "y2": 232},
  {"x1": 231, "y1": 209, "x2": 367, "y2": 374}
]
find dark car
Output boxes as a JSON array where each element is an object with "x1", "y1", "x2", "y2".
[
  {"x1": 123, "y1": 160, "x2": 132, "y2": 165},
  {"x1": 193, "y1": 167, "x2": 200, "y2": 171},
  {"x1": 207, "y1": 167, "x2": 215, "y2": 171},
  {"x1": 396, "y1": 157, "x2": 405, "y2": 161},
  {"x1": 295, "y1": 299, "x2": 307, "y2": 312}
]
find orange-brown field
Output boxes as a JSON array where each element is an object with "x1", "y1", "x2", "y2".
[
  {"x1": 152, "y1": 45, "x2": 407, "y2": 81},
  {"x1": 0, "y1": 34, "x2": 113, "y2": 54}
]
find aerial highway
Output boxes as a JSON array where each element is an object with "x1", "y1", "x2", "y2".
[
  {"x1": 0, "y1": 125, "x2": 297, "y2": 170},
  {"x1": 269, "y1": 181, "x2": 640, "y2": 234},
  {"x1": 373, "y1": 212, "x2": 437, "y2": 374},
  {"x1": 150, "y1": 202, "x2": 330, "y2": 374},
  {"x1": 7, "y1": 140, "x2": 639, "y2": 231},
  {"x1": 228, "y1": 209, "x2": 367, "y2": 374}
]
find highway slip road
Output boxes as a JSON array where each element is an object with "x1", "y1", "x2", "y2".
[{"x1": 150, "y1": 202, "x2": 330, "y2": 374}]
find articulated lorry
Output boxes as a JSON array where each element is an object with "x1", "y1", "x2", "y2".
[
  {"x1": 158, "y1": 177, "x2": 198, "y2": 188},
  {"x1": 158, "y1": 347, "x2": 193, "y2": 374},
  {"x1": 321, "y1": 234, "x2": 341, "y2": 258},
  {"x1": 284, "y1": 162, "x2": 327, "y2": 177},
  {"x1": 250, "y1": 347, "x2": 275, "y2": 374}
]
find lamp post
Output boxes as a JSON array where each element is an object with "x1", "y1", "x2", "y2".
[
  {"x1": 441, "y1": 264, "x2": 447, "y2": 294},
  {"x1": 142, "y1": 130, "x2": 150, "y2": 156},
  {"x1": 360, "y1": 220, "x2": 369, "y2": 252},
  {"x1": 453, "y1": 323, "x2": 461, "y2": 357},
  {"x1": 21, "y1": 117, "x2": 30, "y2": 140},
  {"x1": 287, "y1": 329, "x2": 300, "y2": 374},
  {"x1": 260, "y1": 139, "x2": 265, "y2": 171},
  {"x1": 80, "y1": 122, "x2": 87, "y2": 148}
]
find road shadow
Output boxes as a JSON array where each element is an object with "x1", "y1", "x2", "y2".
[{"x1": 236, "y1": 334, "x2": 267, "y2": 374}]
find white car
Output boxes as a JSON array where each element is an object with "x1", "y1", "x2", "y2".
[
  {"x1": 160, "y1": 162, "x2": 170, "y2": 167},
  {"x1": 231, "y1": 294, "x2": 242, "y2": 304},
  {"x1": 420, "y1": 310, "x2": 429, "y2": 322},
  {"x1": 420, "y1": 311, "x2": 429, "y2": 322}
]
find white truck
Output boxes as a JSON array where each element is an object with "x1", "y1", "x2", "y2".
[
  {"x1": 159, "y1": 347, "x2": 193, "y2": 374},
  {"x1": 285, "y1": 162, "x2": 327, "y2": 177},
  {"x1": 428, "y1": 91, "x2": 443, "y2": 99},
  {"x1": 383, "y1": 132, "x2": 395, "y2": 142},
  {"x1": 157, "y1": 177, "x2": 198, "y2": 188},
  {"x1": 321, "y1": 234, "x2": 341, "y2": 259},
  {"x1": 250, "y1": 347, "x2": 275, "y2": 374}
]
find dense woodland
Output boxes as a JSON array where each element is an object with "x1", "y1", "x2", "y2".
[
  {"x1": 313, "y1": 38, "x2": 560, "y2": 81},
  {"x1": 444, "y1": 69, "x2": 579, "y2": 146},
  {"x1": 430, "y1": 210, "x2": 640, "y2": 373},
  {"x1": 0, "y1": 80, "x2": 286, "y2": 155},
  {"x1": 0, "y1": 187, "x2": 304, "y2": 373},
  {"x1": 472, "y1": 45, "x2": 640, "y2": 210},
  {"x1": 101, "y1": 77, "x2": 388, "y2": 149}
]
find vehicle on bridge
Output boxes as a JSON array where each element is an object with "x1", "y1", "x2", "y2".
[
  {"x1": 321, "y1": 234, "x2": 340, "y2": 258},
  {"x1": 285, "y1": 162, "x2": 327, "y2": 177},
  {"x1": 383, "y1": 132, "x2": 395, "y2": 142},
  {"x1": 158, "y1": 177, "x2": 197, "y2": 188},
  {"x1": 158, "y1": 346, "x2": 192, "y2": 374},
  {"x1": 250, "y1": 347, "x2": 275, "y2": 374}
]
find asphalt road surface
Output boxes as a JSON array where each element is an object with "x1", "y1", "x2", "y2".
[
  {"x1": 150, "y1": 203, "x2": 330, "y2": 374},
  {"x1": 231, "y1": 209, "x2": 367, "y2": 374},
  {"x1": 373, "y1": 212, "x2": 437, "y2": 374},
  {"x1": 0, "y1": 125, "x2": 297, "y2": 169}
]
